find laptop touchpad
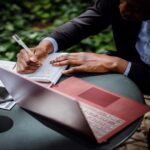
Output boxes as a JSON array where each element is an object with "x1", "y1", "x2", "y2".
[{"x1": 78, "y1": 87, "x2": 119, "y2": 107}]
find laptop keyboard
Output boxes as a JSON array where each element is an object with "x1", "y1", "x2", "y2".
[{"x1": 79, "y1": 102, "x2": 125, "y2": 139}]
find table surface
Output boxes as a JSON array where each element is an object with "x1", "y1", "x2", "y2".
[{"x1": 0, "y1": 74, "x2": 144, "y2": 150}]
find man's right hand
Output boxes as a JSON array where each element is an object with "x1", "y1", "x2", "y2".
[{"x1": 16, "y1": 40, "x2": 54, "y2": 74}]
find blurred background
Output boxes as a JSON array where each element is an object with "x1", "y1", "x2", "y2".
[{"x1": 0, "y1": 0, "x2": 115, "y2": 61}]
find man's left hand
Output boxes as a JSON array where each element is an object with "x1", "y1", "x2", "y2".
[{"x1": 50, "y1": 52, "x2": 129, "y2": 75}]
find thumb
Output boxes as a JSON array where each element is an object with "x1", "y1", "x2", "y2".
[{"x1": 29, "y1": 48, "x2": 41, "y2": 63}]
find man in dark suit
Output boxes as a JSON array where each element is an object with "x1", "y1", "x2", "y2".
[{"x1": 16, "y1": 0, "x2": 150, "y2": 94}]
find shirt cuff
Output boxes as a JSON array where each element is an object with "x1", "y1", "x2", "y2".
[
  {"x1": 124, "y1": 62, "x2": 132, "y2": 76},
  {"x1": 42, "y1": 37, "x2": 58, "y2": 53}
]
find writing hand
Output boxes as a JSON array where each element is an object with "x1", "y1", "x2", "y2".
[{"x1": 16, "y1": 41, "x2": 53, "y2": 74}]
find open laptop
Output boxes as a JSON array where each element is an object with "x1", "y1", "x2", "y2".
[{"x1": 0, "y1": 67, "x2": 149, "y2": 143}]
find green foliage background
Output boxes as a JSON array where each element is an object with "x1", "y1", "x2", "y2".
[{"x1": 0, "y1": 0, "x2": 115, "y2": 61}]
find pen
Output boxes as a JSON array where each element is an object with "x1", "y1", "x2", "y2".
[
  {"x1": 12, "y1": 34, "x2": 33, "y2": 69},
  {"x1": 12, "y1": 34, "x2": 33, "y2": 54}
]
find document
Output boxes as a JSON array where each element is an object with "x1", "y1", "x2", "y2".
[
  {"x1": 0, "y1": 53, "x2": 67, "y2": 84},
  {"x1": 0, "y1": 53, "x2": 67, "y2": 110},
  {"x1": 0, "y1": 82, "x2": 16, "y2": 110},
  {"x1": 0, "y1": 98, "x2": 16, "y2": 110},
  {"x1": 0, "y1": 80, "x2": 4, "y2": 87}
]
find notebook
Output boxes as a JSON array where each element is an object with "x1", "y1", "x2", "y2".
[
  {"x1": 0, "y1": 53, "x2": 67, "y2": 84},
  {"x1": 0, "y1": 68, "x2": 149, "y2": 144}
]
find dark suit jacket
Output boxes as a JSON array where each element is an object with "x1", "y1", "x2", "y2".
[{"x1": 50, "y1": 0, "x2": 150, "y2": 94}]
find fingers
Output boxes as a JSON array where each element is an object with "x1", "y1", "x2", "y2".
[
  {"x1": 16, "y1": 43, "x2": 51, "y2": 73},
  {"x1": 50, "y1": 53, "x2": 83, "y2": 66},
  {"x1": 50, "y1": 54, "x2": 69, "y2": 63},
  {"x1": 51, "y1": 59, "x2": 81, "y2": 66},
  {"x1": 16, "y1": 48, "x2": 41, "y2": 73},
  {"x1": 17, "y1": 49, "x2": 40, "y2": 64},
  {"x1": 16, "y1": 63, "x2": 41, "y2": 74},
  {"x1": 17, "y1": 65, "x2": 38, "y2": 74},
  {"x1": 62, "y1": 65, "x2": 86, "y2": 74},
  {"x1": 16, "y1": 58, "x2": 41, "y2": 74}
]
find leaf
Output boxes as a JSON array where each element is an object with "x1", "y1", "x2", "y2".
[
  {"x1": 0, "y1": 0, "x2": 115, "y2": 60},
  {"x1": 5, "y1": 23, "x2": 14, "y2": 31}
]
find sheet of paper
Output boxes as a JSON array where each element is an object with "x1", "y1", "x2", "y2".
[
  {"x1": 0, "y1": 101, "x2": 16, "y2": 110},
  {"x1": 0, "y1": 60, "x2": 15, "y2": 71},
  {"x1": 0, "y1": 80, "x2": 4, "y2": 87},
  {"x1": 0, "y1": 83, "x2": 16, "y2": 110},
  {"x1": 22, "y1": 53, "x2": 67, "y2": 83},
  {"x1": 0, "y1": 80, "x2": 16, "y2": 110},
  {"x1": 0, "y1": 53, "x2": 67, "y2": 83}
]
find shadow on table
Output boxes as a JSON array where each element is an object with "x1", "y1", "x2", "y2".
[
  {"x1": 24, "y1": 108, "x2": 143, "y2": 150},
  {"x1": 25, "y1": 109, "x2": 98, "y2": 148}
]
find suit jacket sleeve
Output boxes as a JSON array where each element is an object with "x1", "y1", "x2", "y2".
[
  {"x1": 49, "y1": 0, "x2": 111, "y2": 50},
  {"x1": 128, "y1": 63, "x2": 150, "y2": 94}
]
